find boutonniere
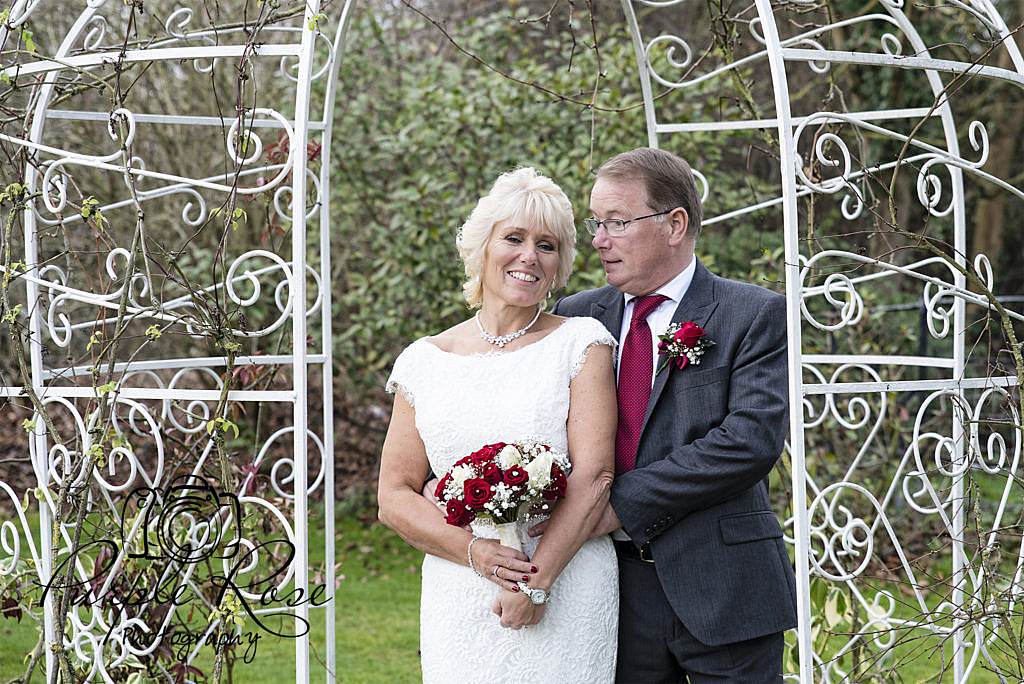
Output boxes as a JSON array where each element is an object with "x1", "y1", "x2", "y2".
[{"x1": 657, "y1": 321, "x2": 714, "y2": 374}]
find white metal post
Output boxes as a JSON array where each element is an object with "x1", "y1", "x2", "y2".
[{"x1": 291, "y1": 3, "x2": 321, "y2": 680}]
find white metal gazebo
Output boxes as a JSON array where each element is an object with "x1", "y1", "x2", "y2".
[{"x1": 0, "y1": 0, "x2": 1021, "y2": 681}]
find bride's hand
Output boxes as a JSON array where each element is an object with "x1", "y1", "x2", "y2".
[
  {"x1": 491, "y1": 590, "x2": 545, "y2": 629},
  {"x1": 470, "y1": 538, "x2": 537, "y2": 592}
]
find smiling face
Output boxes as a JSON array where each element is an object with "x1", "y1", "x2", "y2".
[
  {"x1": 589, "y1": 175, "x2": 689, "y2": 296},
  {"x1": 480, "y1": 219, "x2": 561, "y2": 309}
]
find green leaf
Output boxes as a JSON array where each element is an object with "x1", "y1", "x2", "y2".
[{"x1": 810, "y1": 577, "x2": 827, "y2": 611}]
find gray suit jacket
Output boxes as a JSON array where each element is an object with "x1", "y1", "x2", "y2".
[{"x1": 553, "y1": 259, "x2": 798, "y2": 646}]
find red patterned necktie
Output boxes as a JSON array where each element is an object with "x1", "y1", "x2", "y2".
[{"x1": 615, "y1": 294, "x2": 669, "y2": 475}]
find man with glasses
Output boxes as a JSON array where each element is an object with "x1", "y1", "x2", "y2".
[{"x1": 550, "y1": 148, "x2": 797, "y2": 682}]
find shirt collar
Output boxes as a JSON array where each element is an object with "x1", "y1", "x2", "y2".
[{"x1": 623, "y1": 257, "x2": 697, "y2": 309}]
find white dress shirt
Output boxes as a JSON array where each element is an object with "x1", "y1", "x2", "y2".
[
  {"x1": 611, "y1": 258, "x2": 696, "y2": 542},
  {"x1": 616, "y1": 258, "x2": 697, "y2": 385}
]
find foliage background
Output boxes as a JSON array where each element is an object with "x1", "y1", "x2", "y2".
[{"x1": 0, "y1": 0, "x2": 1021, "y2": 680}]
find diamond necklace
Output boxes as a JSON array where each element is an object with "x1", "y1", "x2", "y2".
[{"x1": 475, "y1": 306, "x2": 542, "y2": 348}]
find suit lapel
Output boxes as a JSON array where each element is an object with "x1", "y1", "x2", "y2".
[
  {"x1": 589, "y1": 289, "x2": 625, "y2": 377},
  {"x1": 640, "y1": 261, "x2": 719, "y2": 433},
  {"x1": 590, "y1": 289, "x2": 625, "y2": 343}
]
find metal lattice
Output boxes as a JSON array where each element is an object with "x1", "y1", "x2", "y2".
[
  {"x1": 0, "y1": 1, "x2": 356, "y2": 681},
  {"x1": 623, "y1": 0, "x2": 1023, "y2": 680}
]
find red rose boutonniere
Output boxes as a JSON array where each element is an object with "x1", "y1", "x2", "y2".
[{"x1": 657, "y1": 321, "x2": 714, "y2": 374}]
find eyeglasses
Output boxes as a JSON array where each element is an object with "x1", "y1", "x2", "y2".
[{"x1": 583, "y1": 210, "x2": 673, "y2": 237}]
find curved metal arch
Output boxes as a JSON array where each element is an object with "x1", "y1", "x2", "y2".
[
  {"x1": 620, "y1": 0, "x2": 1024, "y2": 680},
  {"x1": 1, "y1": 1, "x2": 358, "y2": 681}
]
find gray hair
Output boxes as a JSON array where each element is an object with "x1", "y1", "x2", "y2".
[
  {"x1": 456, "y1": 167, "x2": 576, "y2": 308},
  {"x1": 597, "y1": 148, "x2": 703, "y2": 240}
]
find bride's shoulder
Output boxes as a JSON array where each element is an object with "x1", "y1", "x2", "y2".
[{"x1": 418, "y1": 319, "x2": 475, "y2": 354}]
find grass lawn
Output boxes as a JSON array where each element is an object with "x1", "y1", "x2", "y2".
[{"x1": 0, "y1": 504, "x2": 425, "y2": 684}]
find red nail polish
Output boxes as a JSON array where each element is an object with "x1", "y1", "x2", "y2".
[
  {"x1": 531, "y1": 565, "x2": 538, "y2": 573},
  {"x1": 512, "y1": 585, "x2": 519, "y2": 592},
  {"x1": 522, "y1": 575, "x2": 529, "y2": 581}
]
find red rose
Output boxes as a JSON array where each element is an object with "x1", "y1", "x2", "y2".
[
  {"x1": 542, "y1": 466, "x2": 568, "y2": 501},
  {"x1": 503, "y1": 466, "x2": 528, "y2": 487},
  {"x1": 468, "y1": 452, "x2": 490, "y2": 466},
  {"x1": 463, "y1": 478, "x2": 493, "y2": 507},
  {"x1": 468, "y1": 449, "x2": 493, "y2": 466},
  {"x1": 481, "y1": 463, "x2": 503, "y2": 485},
  {"x1": 674, "y1": 322, "x2": 705, "y2": 347},
  {"x1": 550, "y1": 465, "x2": 567, "y2": 497},
  {"x1": 445, "y1": 499, "x2": 474, "y2": 527},
  {"x1": 434, "y1": 473, "x2": 452, "y2": 500}
]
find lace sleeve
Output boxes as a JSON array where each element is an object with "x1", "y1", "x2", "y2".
[
  {"x1": 568, "y1": 317, "x2": 617, "y2": 380},
  {"x1": 385, "y1": 341, "x2": 419, "y2": 407}
]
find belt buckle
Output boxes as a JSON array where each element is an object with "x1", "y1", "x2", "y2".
[{"x1": 639, "y1": 543, "x2": 655, "y2": 563}]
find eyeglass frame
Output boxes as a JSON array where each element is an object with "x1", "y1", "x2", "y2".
[{"x1": 583, "y1": 209, "x2": 676, "y2": 237}]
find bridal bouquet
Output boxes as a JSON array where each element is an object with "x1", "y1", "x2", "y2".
[{"x1": 436, "y1": 441, "x2": 570, "y2": 549}]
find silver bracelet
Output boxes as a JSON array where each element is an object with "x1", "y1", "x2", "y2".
[{"x1": 467, "y1": 535, "x2": 485, "y2": 578}]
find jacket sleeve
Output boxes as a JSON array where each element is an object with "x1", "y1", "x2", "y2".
[{"x1": 609, "y1": 294, "x2": 790, "y2": 547}]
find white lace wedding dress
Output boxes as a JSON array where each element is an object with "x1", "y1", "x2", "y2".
[{"x1": 387, "y1": 316, "x2": 619, "y2": 683}]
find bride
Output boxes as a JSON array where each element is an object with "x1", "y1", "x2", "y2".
[{"x1": 377, "y1": 167, "x2": 619, "y2": 682}]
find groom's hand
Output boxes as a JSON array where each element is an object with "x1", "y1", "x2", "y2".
[{"x1": 593, "y1": 504, "x2": 622, "y2": 536}]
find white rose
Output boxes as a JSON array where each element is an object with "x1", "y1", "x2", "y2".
[
  {"x1": 496, "y1": 445, "x2": 523, "y2": 470},
  {"x1": 523, "y1": 451, "x2": 554, "y2": 489},
  {"x1": 449, "y1": 464, "x2": 474, "y2": 492}
]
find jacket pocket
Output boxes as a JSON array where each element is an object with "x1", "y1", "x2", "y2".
[
  {"x1": 679, "y1": 364, "x2": 729, "y2": 388},
  {"x1": 719, "y1": 511, "x2": 783, "y2": 545}
]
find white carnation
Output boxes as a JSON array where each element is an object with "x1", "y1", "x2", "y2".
[
  {"x1": 496, "y1": 445, "x2": 523, "y2": 469},
  {"x1": 523, "y1": 451, "x2": 554, "y2": 489}
]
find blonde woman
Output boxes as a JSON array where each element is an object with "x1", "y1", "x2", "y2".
[{"x1": 377, "y1": 168, "x2": 618, "y2": 682}]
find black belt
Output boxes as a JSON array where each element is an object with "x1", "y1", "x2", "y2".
[{"x1": 614, "y1": 540, "x2": 655, "y2": 563}]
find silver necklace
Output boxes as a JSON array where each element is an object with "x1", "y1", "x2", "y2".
[{"x1": 475, "y1": 307, "x2": 542, "y2": 348}]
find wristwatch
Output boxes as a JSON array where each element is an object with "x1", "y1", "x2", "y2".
[{"x1": 516, "y1": 581, "x2": 550, "y2": 605}]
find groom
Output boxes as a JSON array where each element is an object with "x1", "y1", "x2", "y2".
[{"x1": 551, "y1": 148, "x2": 797, "y2": 682}]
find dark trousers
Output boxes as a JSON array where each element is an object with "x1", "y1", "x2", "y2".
[{"x1": 616, "y1": 552, "x2": 784, "y2": 683}]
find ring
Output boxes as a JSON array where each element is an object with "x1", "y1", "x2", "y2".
[{"x1": 492, "y1": 565, "x2": 500, "y2": 578}]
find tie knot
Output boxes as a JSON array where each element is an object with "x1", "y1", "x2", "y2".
[{"x1": 631, "y1": 294, "x2": 668, "y2": 323}]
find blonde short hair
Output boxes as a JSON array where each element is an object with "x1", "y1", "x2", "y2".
[{"x1": 456, "y1": 167, "x2": 576, "y2": 309}]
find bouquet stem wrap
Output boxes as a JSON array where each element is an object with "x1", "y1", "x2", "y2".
[{"x1": 496, "y1": 521, "x2": 523, "y2": 554}]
